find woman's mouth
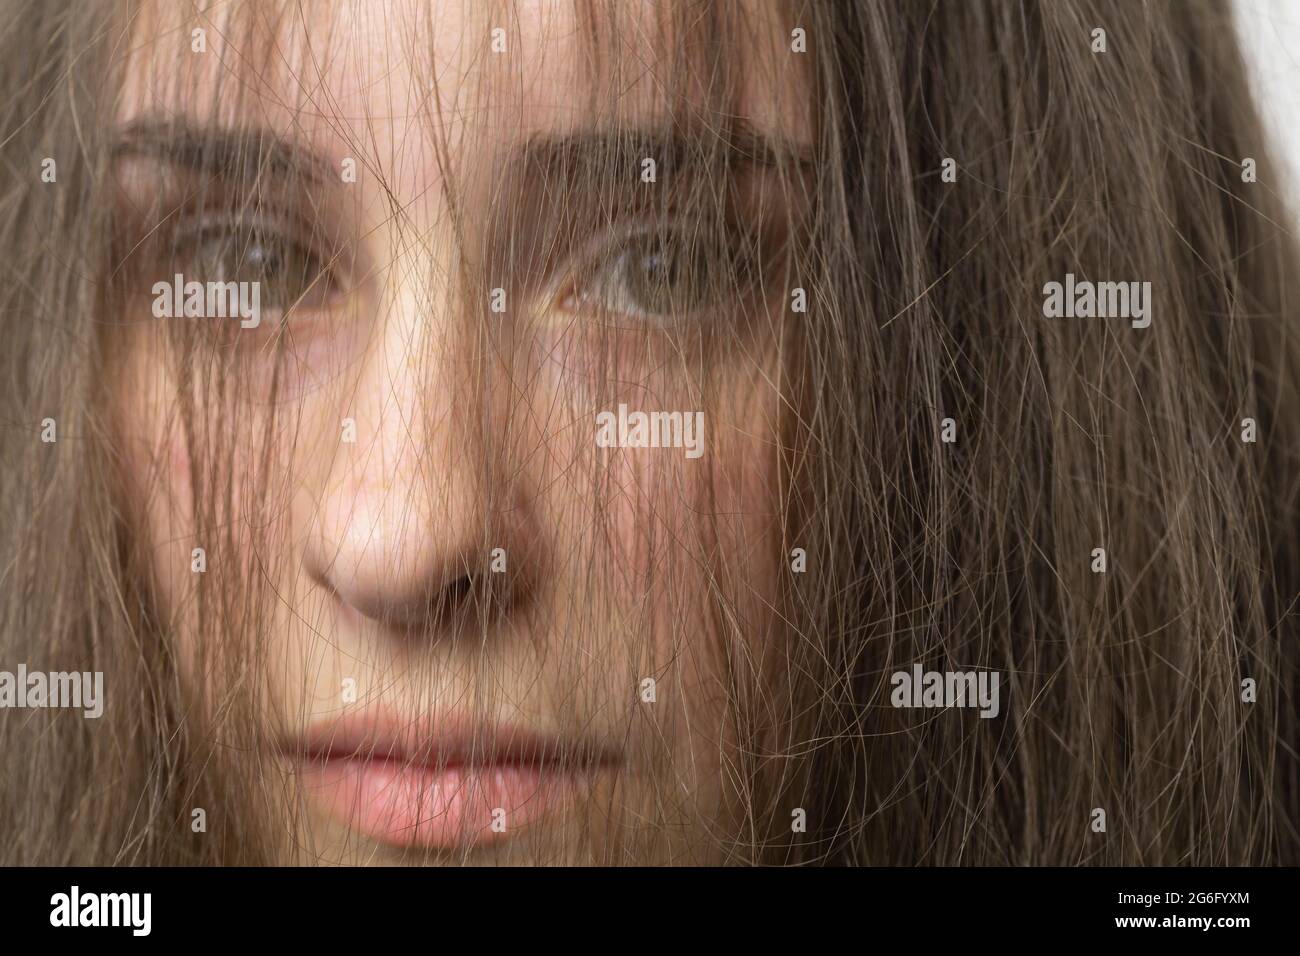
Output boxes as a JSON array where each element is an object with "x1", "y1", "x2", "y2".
[{"x1": 282, "y1": 711, "x2": 617, "y2": 849}]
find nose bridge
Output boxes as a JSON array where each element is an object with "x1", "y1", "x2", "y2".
[{"x1": 306, "y1": 260, "x2": 490, "y2": 624}]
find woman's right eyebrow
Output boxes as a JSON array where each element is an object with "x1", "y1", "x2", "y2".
[{"x1": 112, "y1": 117, "x2": 336, "y2": 186}]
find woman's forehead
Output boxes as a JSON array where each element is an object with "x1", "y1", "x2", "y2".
[{"x1": 117, "y1": 0, "x2": 812, "y2": 193}]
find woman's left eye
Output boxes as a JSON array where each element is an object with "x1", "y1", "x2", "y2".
[{"x1": 557, "y1": 226, "x2": 749, "y2": 323}]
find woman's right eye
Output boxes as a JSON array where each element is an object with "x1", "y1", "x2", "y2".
[{"x1": 174, "y1": 220, "x2": 342, "y2": 315}]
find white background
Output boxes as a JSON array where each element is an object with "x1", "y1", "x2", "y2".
[{"x1": 1235, "y1": 0, "x2": 1300, "y2": 220}]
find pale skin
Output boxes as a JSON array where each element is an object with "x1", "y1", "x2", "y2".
[{"x1": 111, "y1": 0, "x2": 808, "y2": 864}]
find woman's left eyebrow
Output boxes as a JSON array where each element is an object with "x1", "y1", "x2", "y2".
[
  {"x1": 513, "y1": 120, "x2": 814, "y2": 183},
  {"x1": 112, "y1": 117, "x2": 336, "y2": 185}
]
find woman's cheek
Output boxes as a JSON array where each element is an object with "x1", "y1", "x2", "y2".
[
  {"x1": 111, "y1": 352, "x2": 198, "y2": 670},
  {"x1": 116, "y1": 346, "x2": 269, "y2": 683}
]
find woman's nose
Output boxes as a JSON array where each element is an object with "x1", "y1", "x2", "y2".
[{"x1": 302, "y1": 290, "x2": 522, "y2": 633}]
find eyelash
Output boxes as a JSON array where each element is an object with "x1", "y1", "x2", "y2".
[
  {"x1": 167, "y1": 213, "x2": 343, "y2": 323},
  {"x1": 554, "y1": 221, "x2": 761, "y2": 326}
]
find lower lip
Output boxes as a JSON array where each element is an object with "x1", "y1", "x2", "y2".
[{"x1": 297, "y1": 758, "x2": 588, "y2": 848}]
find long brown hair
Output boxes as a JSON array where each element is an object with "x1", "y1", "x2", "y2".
[{"x1": 0, "y1": 0, "x2": 1296, "y2": 865}]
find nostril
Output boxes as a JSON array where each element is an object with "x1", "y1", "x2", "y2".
[
  {"x1": 425, "y1": 567, "x2": 520, "y2": 629},
  {"x1": 346, "y1": 568, "x2": 503, "y2": 635},
  {"x1": 440, "y1": 573, "x2": 474, "y2": 609},
  {"x1": 367, "y1": 573, "x2": 476, "y2": 633}
]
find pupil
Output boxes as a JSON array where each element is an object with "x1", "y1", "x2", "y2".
[
  {"x1": 636, "y1": 241, "x2": 672, "y2": 282},
  {"x1": 243, "y1": 239, "x2": 282, "y2": 277},
  {"x1": 624, "y1": 235, "x2": 707, "y2": 314}
]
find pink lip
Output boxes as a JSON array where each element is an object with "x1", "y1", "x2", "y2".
[{"x1": 283, "y1": 711, "x2": 615, "y2": 849}]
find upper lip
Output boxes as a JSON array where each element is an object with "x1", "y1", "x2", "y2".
[{"x1": 280, "y1": 709, "x2": 619, "y2": 771}]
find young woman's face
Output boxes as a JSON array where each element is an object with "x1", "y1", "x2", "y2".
[{"x1": 111, "y1": 0, "x2": 809, "y2": 864}]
